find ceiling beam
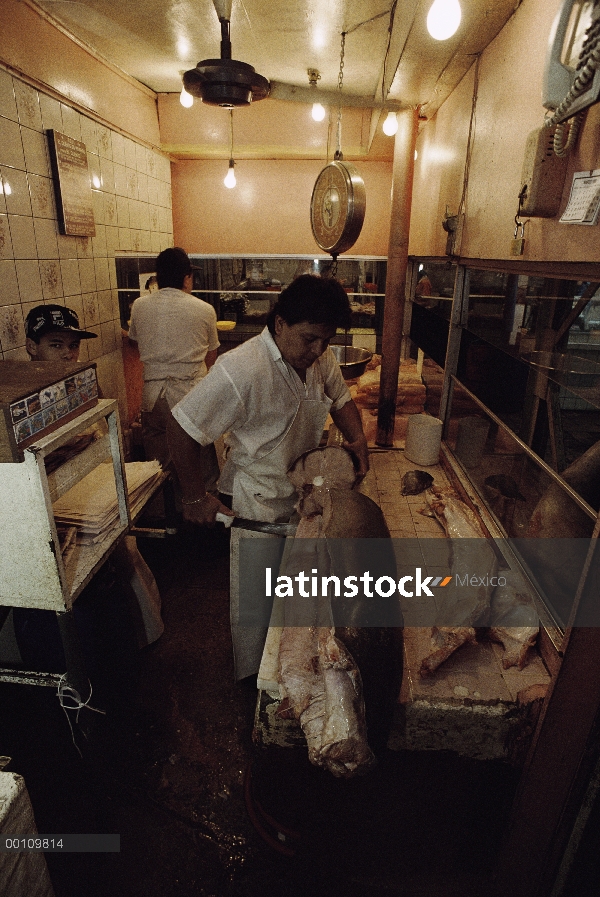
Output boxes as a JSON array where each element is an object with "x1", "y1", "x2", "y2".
[{"x1": 267, "y1": 81, "x2": 405, "y2": 111}]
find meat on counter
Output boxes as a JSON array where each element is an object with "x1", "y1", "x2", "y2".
[
  {"x1": 418, "y1": 486, "x2": 540, "y2": 676},
  {"x1": 277, "y1": 446, "x2": 402, "y2": 777}
]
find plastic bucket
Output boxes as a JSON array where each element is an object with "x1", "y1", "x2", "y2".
[{"x1": 404, "y1": 414, "x2": 443, "y2": 466}]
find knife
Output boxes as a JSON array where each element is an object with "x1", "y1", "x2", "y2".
[{"x1": 216, "y1": 512, "x2": 296, "y2": 537}]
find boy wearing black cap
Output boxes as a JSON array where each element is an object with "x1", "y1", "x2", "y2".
[
  {"x1": 26, "y1": 304, "x2": 102, "y2": 461},
  {"x1": 25, "y1": 304, "x2": 97, "y2": 363},
  {"x1": 19, "y1": 303, "x2": 164, "y2": 661}
]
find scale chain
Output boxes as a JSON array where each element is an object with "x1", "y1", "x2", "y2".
[{"x1": 335, "y1": 32, "x2": 345, "y2": 160}]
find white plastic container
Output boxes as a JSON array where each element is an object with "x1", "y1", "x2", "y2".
[{"x1": 404, "y1": 414, "x2": 443, "y2": 466}]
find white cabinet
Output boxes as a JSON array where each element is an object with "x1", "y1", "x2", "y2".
[{"x1": 0, "y1": 399, "x2": 129, "y2": 613}]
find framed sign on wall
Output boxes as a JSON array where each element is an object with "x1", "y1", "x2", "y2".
[{"x1": 47, "y1": 129, "x2": 96, "y2": 237}]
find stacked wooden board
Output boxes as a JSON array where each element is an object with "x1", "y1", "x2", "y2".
[{"x1": 53, "y1": 460, "x2": 162, "y2": 545}]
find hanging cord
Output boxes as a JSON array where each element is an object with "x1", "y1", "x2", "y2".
[
  {"x1": 334, "y1": 32, "x2": 346, "y2": 161},
  {"x1": 326, "y1": 107, "x2": 333, "y2": 163},
  {"x1": 553, "y1": 110, "x2": 586, "y2": 157},
  {"x1": 455, "y1": 54, "x2": 481, "y2": 255},
  {"x1": 544, "y1": 17, "x2": 600, "y2": 130},
  {"x1": 228, "y1": 108, "x2": 234, "y2": 162},
  {"x1": 345, "y1": 6, "x2": 392, "y2": 36},
  {"x1": 57, "y1": 675, "x2": 106, "y2": 758},
  {"x1": 381, "y1": 0, "x2": 398, "y2": 105}
]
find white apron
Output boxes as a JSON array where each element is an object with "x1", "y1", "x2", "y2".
[
  {"x1": 142, "y1": 369, "x2": 220, "y2": 496},
  {"x1": 229, "y1": 390, "x2": 332, "y2": 680},
  {"x1": 142, "y1": 369, "x2": 205, "y2": 415}
]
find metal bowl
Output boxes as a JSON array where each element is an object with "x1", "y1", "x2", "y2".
[{"x1": 330, "y1": 345, "x2": 373, "y2": 379}]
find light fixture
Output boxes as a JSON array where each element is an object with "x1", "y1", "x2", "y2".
[
  {"x1": 183, "y1": 0, "x2": 269, "y2": 107},
  {"x1": 382, "y1": 111, "x2": 398, "y2": 136},
  {"x1": 308, "y1": 69, "x2": 326, "y2": 122},
  {"x1": 224, "y1": 160, "x2": 236, "y2": 188},
  {"x1": 224, "y1": 108, "x2": 236, "y2": 188},
  {"x1": 179, "y1": 70, "x2": 194, "y2": 107},
  {"x1": 180, "y1": 85, "x2": 194, "y2": 107},
  {"x1": 312, "y1": 102, "x2": 326, "y2": 122},
  {"x1": 426, "y1": 0, "x2": 461, "y2": 41}
]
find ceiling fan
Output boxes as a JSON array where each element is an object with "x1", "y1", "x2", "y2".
[
  {"x1": 182, "y1": 0, "x2": 270, "y2": 107},
  {"x1": 182, "y1": 0, "x2": 402, "y2": 112}
]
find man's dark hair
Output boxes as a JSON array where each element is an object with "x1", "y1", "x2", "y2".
[
  {"x1": 266, "y1": 274, "x2": 352, "y2": 334},
  {"x1": 155, "y1": 247, "x2": 194, "y2": 290}
]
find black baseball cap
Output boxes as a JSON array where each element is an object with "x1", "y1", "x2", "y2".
[
  {"x1": 25, "y1": 305, "x2": 97, "y2": 342},
  {"x1": 155, "y1": 247, "x2": 199, "y2": 288}
]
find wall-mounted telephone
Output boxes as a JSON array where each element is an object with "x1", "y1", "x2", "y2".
[
  {"x1": 520, "y1": 126, "x2": 569, "y2": 217},
  {"x1": 543, "y1": 0, "x2": 600, "y2": 124}
]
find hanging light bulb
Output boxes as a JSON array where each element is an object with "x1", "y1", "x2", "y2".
[
  {"x1": 382, "y1": 111, "x2": 398, "y2": 136},
  {"x1": 179, "y1": 69, "x2": 194, "y2": 107},
  {"x1": 180, "y1": 85, "x2": 194, "y2": 107},
  {"x1": 426, "y1": 0, "x2": 461, "y2": 40},
  {"x1": 224, "y1": 159, "x2": 236, "y2": 188},
  {"x1": 223, "y1": 110, "x2": 236, "y2": 187},
  {"x1": 308, "y1": 69, "x2": 326, "y2": 123}
]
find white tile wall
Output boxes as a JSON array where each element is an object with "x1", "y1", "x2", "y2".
[
  {"x1": 0, "y1": 259, "x2": 19, "y2": 304},
  {"x1": 0, "y1": 68, "x2": 174, "y2": 365}
]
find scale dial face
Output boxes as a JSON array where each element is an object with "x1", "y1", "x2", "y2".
[{"x1": 310, "y1": 160, "x2": 366, "y2": 255}]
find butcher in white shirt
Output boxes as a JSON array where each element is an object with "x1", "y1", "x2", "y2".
[{"x1": 167, "y1": 274, "x2": 369, "y2": 679}]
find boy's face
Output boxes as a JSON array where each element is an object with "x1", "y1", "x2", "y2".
[{"x1": 27, "y1": 331, "x2": 81, "y2": 362}]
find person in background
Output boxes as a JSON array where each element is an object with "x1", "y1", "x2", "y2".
[
  {"x1": 128, "y1": 247, "x2": 220, "y2": 494},
  {"x1": 414, "y1": 271, "x2": 438, "y2": 309},
  {"x1": 25, "y1": 303, "x2": 97, "y2": 362},
  {"x1": 15, "y1": 305, "x2": 163, "y2": 699},
  {"x1": 26, "y1": 304, "x2": 103, "y2": 465},
  {"x1": 144, "y1": 274, "x2": 159, "y2": 294},
  {"x1": 166, "y1": 274, "x2": 369, "y2": 680}
]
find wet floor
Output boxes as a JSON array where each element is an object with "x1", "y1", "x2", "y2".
[{"x1": 1, "y1": 524, "x2": 521, "y2": 897}]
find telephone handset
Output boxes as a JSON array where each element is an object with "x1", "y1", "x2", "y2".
[{"x1": 543, "y1": 0, "x2": 600, "y2": 124}]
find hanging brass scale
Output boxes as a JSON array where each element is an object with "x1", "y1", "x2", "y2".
[{"x1": 310, "y1": 33, "x2": 366, "y2": 268}]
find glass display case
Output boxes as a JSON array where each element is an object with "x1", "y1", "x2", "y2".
[
  {"x1": 408, "y1": 260, "x2": 456, "y2": 368},
  {"x1": 407, "y1": 258, "x2": 600, "y2": 642},
  {"x1": 116, "y1": 255, "x2": 387, "y2": 352},
  {"x1": 457, "y1": 272, "x2": 600, "y2": 468}
]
